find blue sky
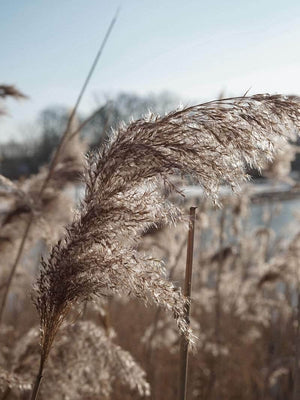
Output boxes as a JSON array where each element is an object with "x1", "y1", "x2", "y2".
[{"x1": 1, "y1": 0, "x2": 300, "y2": 142}]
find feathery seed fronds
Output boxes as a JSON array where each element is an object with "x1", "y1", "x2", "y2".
[{"x1": 34, "y1": 94, "x2": 300, "y2": 371}]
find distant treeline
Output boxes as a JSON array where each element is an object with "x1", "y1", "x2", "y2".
[
  {"x1": 0, "y1": 92, "x2": 178, "y2": 179},
  {"x1": 1, "y1": 91, "x2": 300, "y2": 180}
]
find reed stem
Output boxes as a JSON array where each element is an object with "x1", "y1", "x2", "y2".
[
  {"x1": 178, "y1": 207, "x2": 196, "y2": 400},
  {"x1": 30, "y1": 360, "x2": 44, "y2": 400}
]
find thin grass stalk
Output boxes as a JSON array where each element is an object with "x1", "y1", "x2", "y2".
[
  {"x1": 178, "y1": 207, "x2": 197, "y2": 400},
  {"x1": 39, "y1": 8, "x2": 119, "y2": 193},
  {"x1": 0, "y1": 10, "x2": 118, "y2": 327},
  {"x1": 68, "y1": 101, "x2": 113, "y2": 141},
  {"x1": 29, "y1": 359, "x2": 44, "y2": 400}
]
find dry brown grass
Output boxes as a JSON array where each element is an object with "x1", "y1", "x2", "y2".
[{"x1": 1, "y1": 91, "x2": 300, "y2": 400}]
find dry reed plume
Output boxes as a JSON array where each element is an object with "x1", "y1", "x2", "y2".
[
  {"x1": 0, "y1": 85, "x2": 27, "y2": 101},
  {"x1": 0, "y1": 85, "x2": 27, "y2": 117},
  {"x1": 31, "y1": 94, "x2": 300, "y2": 398},
  {"x1": 2, "y1": 321, "x2": 149, "y2": 399}
]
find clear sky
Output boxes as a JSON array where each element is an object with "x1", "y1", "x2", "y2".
[{"x1": 1, "y1": 0, "x2": 300, "y2": 142}]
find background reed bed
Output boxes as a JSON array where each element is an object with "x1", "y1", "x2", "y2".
[{"x1": 1, "y1": 83, "x2": 300, "y2": 399}]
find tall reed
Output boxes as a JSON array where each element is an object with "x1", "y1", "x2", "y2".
[
  {"x1": 31, "y1": 94, "x2": 300, "y2": 398},
  {"x1": 179, "y1": 207, "x2": 197, "y2": 400}
]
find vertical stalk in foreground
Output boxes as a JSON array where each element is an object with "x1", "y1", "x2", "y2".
[
  {"x1": 178, "y1": 207, "x2": 197, "y2": 400},
  {"x1": 29, "y1": 360, "x2": 44, "y2": 400}
]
